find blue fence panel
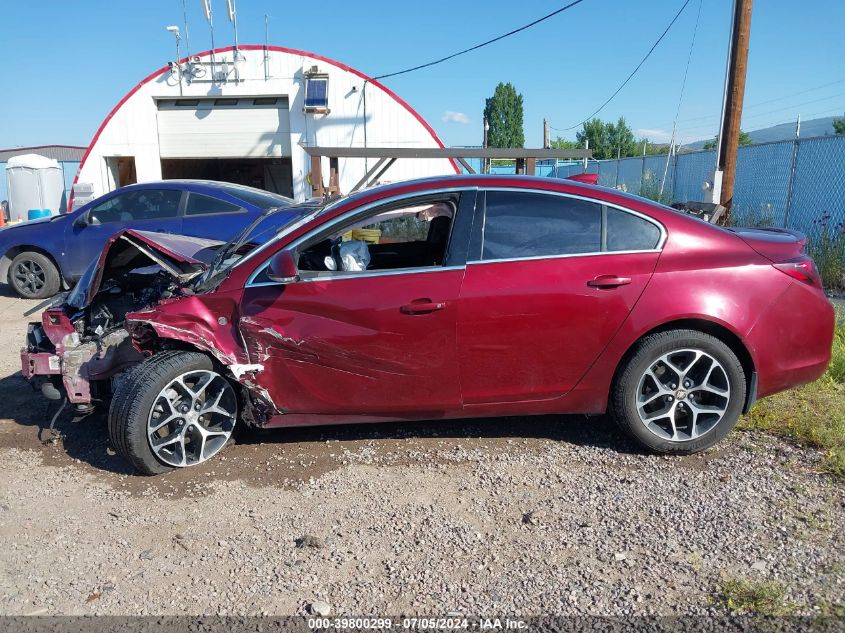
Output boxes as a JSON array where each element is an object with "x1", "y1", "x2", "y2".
[
  {"x1": 642, "y1": 155, "x2": 672, "y2": 196},
  {"x1": 673, "y1": 150, "x2": 716, "y2": 203},
  {"x1": 786, "y1": 135, "x2": 845, "y2": 236},
  {"x1": 597, "y1": 161, "x2": 617, "y2": 187},
  {"x1": 731, "y1": 141, "x2": 794, "y2": 226},
  {"x1": 616, "y1": 157, "x2": 644, "y2": 194}
]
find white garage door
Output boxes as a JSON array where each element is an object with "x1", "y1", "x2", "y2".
[{"x1": 157, "y1": 97, "x2": 291, "y2": 158}]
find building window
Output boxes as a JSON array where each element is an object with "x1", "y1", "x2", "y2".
[{"x1": 304, "y1": 75, "x2": 329, "y2": 113}]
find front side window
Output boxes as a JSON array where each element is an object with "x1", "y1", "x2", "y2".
[
  {"x1": 89, "y1": 189, "x2": 181, "y2": 224},
  {"x1": 295, "y1": 197, "x2": 456, "y2": 276},
  {"x1": 482, "y1": 191, "x2": 601, "y2": 260},
  {"x1": 185, "y1": 193, "x2": 243, "y2": 216}
]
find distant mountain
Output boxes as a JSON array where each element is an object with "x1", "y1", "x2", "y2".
[{"x1": 684, "y1": 116, "x2": 842, "y2": 150}]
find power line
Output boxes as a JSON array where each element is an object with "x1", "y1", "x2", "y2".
[
  {"x1": 677, "y1": 77, "x2": 845, "y2": 124},
  {"x1": 669, "y1": 0, "x2": 703, "y2": 135},
  {"x1": 678, "y1": 106, "x2": 845, "y2": 141},
  {"x1": 372, "y1": 0, "x2": 587, "y2": 81},
  {"x1": 670, "y1": 93, "x2": 845, "y2": 135},
  {"x1": 550, "y1": 0, "x2": 692, "y2": 132}
]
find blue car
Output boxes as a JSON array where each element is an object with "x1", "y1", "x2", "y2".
[{"x1": 0, "y1": 180, "x2": 293, "y2": 298}]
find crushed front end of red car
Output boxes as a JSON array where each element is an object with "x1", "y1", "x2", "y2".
[{"x1": 20, "y1": 229, "x2": 222, "y2": 407}]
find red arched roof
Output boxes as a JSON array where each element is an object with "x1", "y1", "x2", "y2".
[{"x1": 70, "y1": 44, "x2": 459, "y2": 209}]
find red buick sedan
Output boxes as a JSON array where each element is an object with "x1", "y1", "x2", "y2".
[{"x1": 22, "y1": 175, "x2": 835, "y2": 474}]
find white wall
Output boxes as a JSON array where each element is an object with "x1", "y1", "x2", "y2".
[{"x1": 75, "y1": 46, "x2": 457, "y2": 203}]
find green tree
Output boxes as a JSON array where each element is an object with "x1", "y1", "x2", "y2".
[
  {"x1": 606, "y1": 117, "x2": 637, "y2": 159},
  {"x1": 833, "y1": 115, "x2": 845, "y2": 134},
  {"x1": 549, "y1": 137, "x2": 582, "y2": 150},
  {"x1": 575, "y1": 117, "x2": 637, "y2": 159},
  {"x1": 703, "y1": 130, "x2": 752, "y2": 150},
  {"x1": 483, "y1": 82, "x2": 524, "y2": 148}
]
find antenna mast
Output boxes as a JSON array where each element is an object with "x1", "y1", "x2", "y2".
[
  {"x1": 181, "y1": 0, "x2": 191, "y2": 61},
  {"x1": 227, "y1": 0, "x2": 241, "y2": 60},
  {"x1": 201, "y1": 0, "x2": 216, "y2": 67}
]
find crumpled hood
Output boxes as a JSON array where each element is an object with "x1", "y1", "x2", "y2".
[{"x1": 66, "y1": 229, "x2": 224, "y2": 309}]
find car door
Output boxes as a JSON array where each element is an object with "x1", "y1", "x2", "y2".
[
  {"x1": 180, "y1": 192, "x2": 257, "y2": 242},
  {"x1": 457, "y1": 189, "x2": 663, "y2": 405},
  {"x1": 237, "y1": 189, "x2": 476, "y2": 415},
  {"x1": 64, "y1": 189, "x2": 183, "y2": 279}
]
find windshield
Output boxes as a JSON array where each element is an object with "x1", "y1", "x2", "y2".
[
  {"x1": 221, "y1": 183, "x2": 294, "y2": 210},
  {"x1": 193, "y1": 200, "x2": 327, "y2": 291}
]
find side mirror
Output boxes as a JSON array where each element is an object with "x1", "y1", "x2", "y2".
[
  {"x1": 73, "y1": 210, "x2": 89, "y2": 228},
  {"x1": 266, "y1": 250, "x2": 300, "y2": 284}
]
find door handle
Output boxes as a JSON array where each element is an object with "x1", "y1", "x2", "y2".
[
  {"x1": 400, "y1": 299, "x2": 446, "y2": 315},
  {"x1": 587, "y1": 275, "x2": 632, "y2": 289}
]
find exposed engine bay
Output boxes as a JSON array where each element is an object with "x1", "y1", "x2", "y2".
[{"x1": 21, "y1": 231, "x2": 216, "y2": 406}]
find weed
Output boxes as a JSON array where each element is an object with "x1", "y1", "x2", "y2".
[
  {"x1": 638, "y1": 170, "x2": 673, "y2": 206},
  {"x1": 718, "y1": 578, "x2": 795, "y2": 616},
  {"x1": 807, "y1": 213, "x2": 845, "y2": 291}
]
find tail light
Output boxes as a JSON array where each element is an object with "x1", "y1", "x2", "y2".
[{"x1": 773, "y1": 256, "x2": 822, "y2": 286}]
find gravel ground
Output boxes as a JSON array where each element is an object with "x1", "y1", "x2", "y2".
[{"x1": 0, "y1": 288, "x2": 843, "y2": 617}]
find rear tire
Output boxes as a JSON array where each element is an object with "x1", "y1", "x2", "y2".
[
  {"x1": 9, "y1": 251, "x2": 61, "y2": 299},
  {"x1": 109, "y1": 351, "x2": 238, "y2": 475},
  {"x1": 610, "y1": 329, "x2": 746, "y2": 454}
]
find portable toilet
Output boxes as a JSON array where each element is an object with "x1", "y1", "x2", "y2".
[{"x1": 5, "y1": 154, "x2": 65, "y2": 222}]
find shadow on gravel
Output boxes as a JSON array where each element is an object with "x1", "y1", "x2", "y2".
[
  {"x1": 1, "y1": 360, "x2": 645, "y2": 488},
  {"x1": 244, "y1": 412, "x2": 642, "y2": 455},
  {"x1": 0, "y1": 372, "x2": 137, "y2": 475}
]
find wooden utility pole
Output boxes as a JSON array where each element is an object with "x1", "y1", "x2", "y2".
[
  {"x1": 717, "y1": 0, "x2": 753, "y2": 213},
  {"x1": 543, "y1": 118, "x2": 550, "y2": 149}
]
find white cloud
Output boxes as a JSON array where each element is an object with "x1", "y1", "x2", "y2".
[
  {"x1": 442, "y1": 111, "x2": 470, "y2": 125},
  {"x1": 635, "y1": 128, "x2": 673, "y2": 143},
  {"x1": 635, "y1": 128, "x2": 701, "y2": 146}
]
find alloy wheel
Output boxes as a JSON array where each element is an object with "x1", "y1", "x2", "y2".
[
  {"x1": 12, "y1": 259, "x2": 46, "y2": 295},
  {"x1": 635, "y1": 348, "x2": 731, "y2": 442},
  {"x1": 147, "y1": 370, "x2": 237, "y2": 468}
]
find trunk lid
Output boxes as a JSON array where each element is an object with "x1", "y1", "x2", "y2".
[{"x1": 728, "y1": 226, "x2": 807, "y2": 262}]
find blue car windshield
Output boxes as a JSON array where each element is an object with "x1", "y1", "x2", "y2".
[
  {"x1": 194, "y1": 201, "x2": 327, "y2": 290},
  {"x1": 221, "y1": 184, "x2": 294, "y2": 210}
]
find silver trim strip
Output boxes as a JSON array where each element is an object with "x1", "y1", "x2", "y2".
[
  {"x1": 249, "y1": 265, "x2": 466, "y2": 287},
  {"x1": 467, "y1": 249, "x2": 661, "y2": 266},
  {"x1": 244, "y1": 184, "x2": 668, "y2": 285},
  {"x1": 246, "y1": 187, "x2": 476, "y2": 287}
]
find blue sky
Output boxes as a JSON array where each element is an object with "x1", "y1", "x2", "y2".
[{"x1": 2, "y1": 0, "x2": 844, "y2": 150}]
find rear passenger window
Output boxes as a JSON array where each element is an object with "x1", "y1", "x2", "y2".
[
  {"x1": 482, "y1": 191, "x2": 601, "y2": 260},
  {"x1": 606, "y1": 207, "x2": 661, "y2": 251},
  {"x1": 185, "y1": 194, "x2": 243, "y2": 216}
]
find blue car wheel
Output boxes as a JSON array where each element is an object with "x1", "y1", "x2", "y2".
[{"x1": 9, "y1": 251, "x2": 61, "y2": 299}]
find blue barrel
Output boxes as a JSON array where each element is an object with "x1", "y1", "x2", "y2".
[{"x1": 27, "y1": 209, "x2": 51, "y2": 220}]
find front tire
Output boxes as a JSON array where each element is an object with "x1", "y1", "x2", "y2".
[
  {"x1": 109, "y1": 351, "x2": 238, "y2": 475},
  {"x1": 9, "y1": 251, "x2": 61, "y2": 299},
  {"x1": 610, "y1": 329, "x2": 746, "y2": 454}
]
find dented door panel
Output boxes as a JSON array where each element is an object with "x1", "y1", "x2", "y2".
[{"x1": 238, "y1": 269, "x2": 464, "y2": 415}]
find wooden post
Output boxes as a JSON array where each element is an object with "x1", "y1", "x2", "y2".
[
  {"x1": 310, "y1": 155, "x2": 324, "y2": 197},
  {"x1": 718, "y1": 0, "x2": 753, "y2": 213},
  {"x1": 328, "y1": 157, "x2": 340, "y2": 195}
]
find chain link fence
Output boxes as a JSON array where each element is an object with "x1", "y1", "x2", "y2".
[
  {"x1": 544, "y1": 134, "x2": 845, "y2": 237},
  {"x1": 456, "y1": 135, "x2": 845, "y2": 237}
]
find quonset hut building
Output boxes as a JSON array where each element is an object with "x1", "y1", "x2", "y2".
[{"x1": 71, "y1": 45, "x2": 457, "y2": 208}]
